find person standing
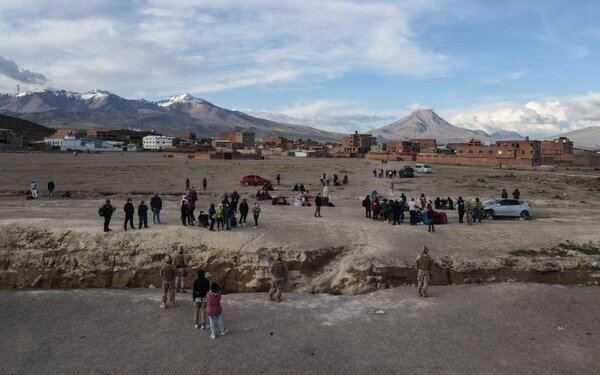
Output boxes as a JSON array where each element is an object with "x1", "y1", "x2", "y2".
[
  {"x1": 30, "y1": 180, "x2": 38, "y2": 199},
  {"x1": 512, "y1": 188, "x2": 520, "y2": 200},
  {"x1": 252, "y1": 202, "x2": 261, "y2": 228},
  {"x1": 474, "y1": 198, "x2": 483, "y2": 223},
  {"x1": 426, "y1": 205, "x2": 435, "y2": 233},
  {"x1": 457, "y1": 196, "x2": 465, "y2": 223},
  {"x1": 193, "y1": 269, "x2": 210, "y2": 330},
  {"x1": 362, "y1": 195, "x2": 371, "y2": 218},
  {"x1": 416, "y1": 246, "x2": 433, "y2": 297},
  {"x1": 239, "y1": 199, "x2": 249, "y2": 226},
  {"x1": 314, "y1": 193, "x2": 323, "y2": 218},
  {"x1": 186, "y1": 195, "x2": 195, "y2": 226},
  {"x1": 159, "y1": 256, "x2": 176, "y2": 309},
  {"x1": 216, "y1": 204, "x2": 224, "y2": 230},
  {"x1": 47, "y1": 180, "x2": 55, "y2": 197},
  {"x1": 202, "y1": 177, "x2": 207, "y2": 191},
  {"x1": 231, "y1": 191, "x2": 239, "y2": 214},
  {"x1": 123, "y1": 198, "x2": 135, "y2": 230},
  {"x1": 465, "y1": 200, "x2": 473, "y2": 225},
  {"x1": 185, "y1": 178, "x2": 190, "y2": 191},
  {"x1": 408, "y1": 198, "x2": 418, "y2": 225},
  {"x1": 150, "y1": 193, "x2": 162, "y2": 224},
  {"x1": 276, "y1": 174, "x2": 281, "y2": 186},
  {"x1": 269, "y1": 253, "x2": 288, "y2": 302},
  {"x1": 174, "y1": 248, "x2": 188, "y2": 293},
  {"x1": 223, "y1": 203, "x2": 233, "y2": 231},
  {"x1": 98, "y1": 199, "x2": 115, "y2": 232},
  {"x1": 180, "y1": 200, "x2": 188, "y2": 226},
  {"x1": 501, "y1": 189, "x2": 508, "y2": 199},
  {"x1": 206, "y1": 283, "x2": 229, "y2": 339},
  {"x1": 138, "y1": 200, "x2": 149, "y2": 229},
  {"x1": 389, "y1": 182, "x2": 394, "y2": 197},
  {"x1": 208, "y1": 203, "x2": 216, "y2": 231},
  {"x1": 419, "y1": 193, "x2": 427, "y2": 210}
]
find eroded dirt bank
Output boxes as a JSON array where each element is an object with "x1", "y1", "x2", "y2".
[{"x1": 1, "y1": 225, "x2": 599, "y2": 295}]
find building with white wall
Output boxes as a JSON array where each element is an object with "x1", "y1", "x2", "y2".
[{"x1": 142, "y1": 135, "x2": 174, "y2": 150}]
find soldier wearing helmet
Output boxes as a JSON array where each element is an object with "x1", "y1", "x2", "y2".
[{"x1": 416, "y1": 246, "x2": 433, "y2": 298}]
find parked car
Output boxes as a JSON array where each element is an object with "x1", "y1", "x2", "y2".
[
  {"x1": 414, "y1": 163, "x2": 432, "y2": 173},
  {"x1": 400, "y1": 166, "x2": 414, "y2": 178},
  {"x1": 240, "y1": 175, "x2": 270, "y2": 186},
  {"x1": 482, "y1": 198, "x2": 533, "y2": 220}
]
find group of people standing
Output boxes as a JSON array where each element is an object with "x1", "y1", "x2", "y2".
[
  {"x1": 158, "y1": 248, "x2": 290, "y2": 339},
  {"x1": 28, "y1": 180, "x2": 55, "y2": 199},
  {"x1": 98, "y1": 193, "x2": 163, "y2": 232}
]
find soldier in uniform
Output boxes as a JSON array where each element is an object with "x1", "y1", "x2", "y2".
[
  {"x1": 269, "y1": 253, "x2": 288, "y2": 302},
  {"x1": 174, "y1": 247, "x2": 188, "y2": 293},
  {"x1": 416, "y1": 246, "x2": 433, "y2": 297},
  {"x1": 160, "y1": 256, "x2": 176, "y2": 309},
  {"x1": 465, "y1": 200, "x2": 473, "y2": 225}
]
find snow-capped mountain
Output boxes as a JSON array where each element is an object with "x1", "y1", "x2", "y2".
[{"x1": 0, "y1": 89, "x2": 341, "y2": 141}]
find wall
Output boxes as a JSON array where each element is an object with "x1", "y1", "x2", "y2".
[{"x1": 416, "y1": 154, "x2": 535, "y2": 166}]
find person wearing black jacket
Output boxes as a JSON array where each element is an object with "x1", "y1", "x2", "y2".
[
  {"x1": 457, "y1": 196, "x2": 465, "y2": 223},
  {"x1": 180, "y1": 200, "x2": 188, "y2": 226},
  {"x1": 362, "y1": 195, "x2": 371, "y2": 218},
  {"x1": 123, "y1": 198, "x2": 135, "y2": 230},
  {"x1": 193, "y1": 269, "x2": 211, "y2": 330},
  {"x1": 138, "y1": 200, "x2": 149, "y2": 229},
  {"x1": 208, "y1": 203, "x2": 216, "y2": 231},
  {"x1": 315, "y1": 193, "x2": 323, "y2": 218},
  {"x1": 99, "y1": 199, "x2": 115, "y2": 232},
  {"x1": 150, "y1": 193, "x2": 162, "y2": 224},
  {"x1": 223, "y1": 203, "x2": 233, "y2": 231},
  {"x1": 239, "y1": 199, "x2": 249, "y2": 226},
  {"x1": 47, "y1": 180, "x2": 55, "y2": 197}
]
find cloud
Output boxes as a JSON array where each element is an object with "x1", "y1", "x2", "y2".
[
  {"x1": 445, "y1": 92, "x2": 600, "y2": 137},
  {"x1": 0, "y1": 55, "x2": 47, "y2": 84},
  {"x1": 0, "y1": 0, "x2": 451, "y2": 96},
  {"x1": 407, "y1": 103, "x2": 432, "y2": 111},
  {"x1": 240, "y1": 99, "x2": 396, "y2": 133}
]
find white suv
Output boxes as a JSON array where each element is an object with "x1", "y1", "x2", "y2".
[{"x1": 414, "y1": 164, "x2": 431, "y2": 173}]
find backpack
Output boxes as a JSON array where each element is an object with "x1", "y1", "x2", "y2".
[
  {"x1": 98, "y1": 207, "x2": 104, "y2": 217},
  {"x1": 272, "y1": 262, "x2": 286, "y2": 278},
  {"x1": 417, "y1": 254, "x2": 431, "y2": 270}
]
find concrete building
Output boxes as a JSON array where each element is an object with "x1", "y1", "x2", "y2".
[
  {"x1": 0, "y1": 129, "x2": 23, "y2": 150},
  {"x1": 341, "y1": 131, "x2": 375, "y2": 155},
  {"x1": 86, "y1": 129, "x2": 111, "y2": 140},
  {"x1": 142, "y1": 135, "x2": 174, "y2": 150},
  {"x1": 44, "y1": 134, "x2": 136, "y2": 152},
  {"x1": 218, "y1": 131, "x2": 255, "y2": 149}
]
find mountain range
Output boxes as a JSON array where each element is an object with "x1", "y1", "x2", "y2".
[
  {"x1": 0, "y1": 89, "x2": 342, "y2": 141},
  {"x1": 1, "y1": 88, "x2": 597, "y2": 149}
]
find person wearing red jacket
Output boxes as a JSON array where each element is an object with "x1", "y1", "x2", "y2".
[
  {"x1": 206, "y1": 283, "x2": 229, "y2": 339},
  {"x1": 427, "y1": 204, "x2": 435, "y2": 233}
]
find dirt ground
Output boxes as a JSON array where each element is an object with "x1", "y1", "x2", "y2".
[
  {"x1": 1, "y1": 284, "x2": 599, "y2": 374},
  {"x1": 0, "y1": 152, "x2": 599, "y2": 255}
]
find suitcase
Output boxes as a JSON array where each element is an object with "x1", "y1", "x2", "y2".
[
  {"x1": 421, "y1": 211, "x2": 429, "y2": 224},
  {"x1": 231, "y1": 216, "x2": 237, "y2": 228},
  {"x1": 438, "y1": 211, "x2": 448, "y2": 224}
]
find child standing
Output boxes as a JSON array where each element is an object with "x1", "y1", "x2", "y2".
[{"x1": 206, "y1": 283, "x2": 229, "y2": 339}]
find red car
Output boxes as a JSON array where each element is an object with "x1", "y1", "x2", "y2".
[{"x1": 240, "y1": 175, "x2": 270, "y2": 186}]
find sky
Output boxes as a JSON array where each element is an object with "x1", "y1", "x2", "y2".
[{"x1": 0, "y1": 0, "x2": 599, "y2": 137}]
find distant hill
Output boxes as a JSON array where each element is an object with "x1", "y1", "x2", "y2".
[
  {"x1": 0, "y1": 89, "x2": 342, "y2": 141},
  {"x1": 489, "y1": 130, "x2": 525, "y2": 140},
  {"x1": 0, "y1": 114, "x2": 54, "y2": 140},
  {"x1": 371, "y1": 109, "x2": 495, "y2": 144},
  {"x1": 550, "y1": 126, "x2": 600, "y2": 150}
]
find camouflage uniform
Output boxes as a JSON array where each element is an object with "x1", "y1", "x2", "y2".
[
  {"x1": 269, "y1": 259, "x2": 288, "y2": 302},
  {"x1": 175, "y1": 249, "x2": 188, "y2": 293},
  {"x1": 160, "y1": 257, "x2": 176, "y2": 309},
  {"x1": 416, "y1": 247, "x2": 433, "y2": 297},
  {"x1": 465, "y1": 201, "x2": 473, "y2": 225}
]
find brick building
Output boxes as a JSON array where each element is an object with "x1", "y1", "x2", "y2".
[
  {"x1": 86, "y1": 129, "x2": 110, "y2": 140},
  {"x1": 218, "y1": 131, "x2": 255, "y2": 149},
  {"x1": 341, "y1": 131, "x2": 375, "y2": 154},
  {"x1": 180, "y1": 132, "x2": 197, "y2": 141},
  {"x1": 410, "y1": 138, "x2": 438, "y2": 153}
]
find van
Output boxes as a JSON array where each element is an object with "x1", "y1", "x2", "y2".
[{"x1": 414, "y1": 164, "x2": 432, "y2": 173}]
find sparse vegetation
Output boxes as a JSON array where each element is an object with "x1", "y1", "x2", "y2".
[{"x1": 510, "y1": 241, "x2": 600, "y2": 258}]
